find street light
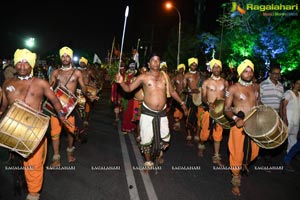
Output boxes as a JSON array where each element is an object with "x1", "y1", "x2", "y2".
[
  {"x1": 25, "y1": 37, "x2": 35, "y2": 49},
  {"x1": 165, "y1": 2, "x2": 181, "y2": 67}
]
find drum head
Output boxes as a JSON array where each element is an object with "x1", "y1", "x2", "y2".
[
  {"x1": 244, "y1": 106, "x2": 278, "y2": 138},
  {"x1": 209, "y1": 99, "x2": 224, "y2": 119}
]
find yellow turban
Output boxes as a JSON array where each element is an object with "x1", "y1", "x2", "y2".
[
  {"x1": 14, "y1": 49, "x2": 36, "y2": 68},
  {"x1": 209, "y1": 59, "x2": 222, "y2": 70},
  {"x1": 160, "y1": 61, "x2": 167, "y2": 69},
  {"x1": 79, "y1": 57, "x2": 88, "y2": 65},
  {"x1": 188, "y1": 57, "x2": 198, "y2": 66},
  {"x1": 237, "y1": 59, "x2": 254, "y2": 76},
  {"x1": 177, "y1": 64, "x2": 185, "y2": 71},
  {"x1": 59, "y1": 46, "x2": 73, "y2": 58}
]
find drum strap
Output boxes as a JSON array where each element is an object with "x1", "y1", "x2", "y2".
[{"x1": 64, "y1": 69, "x2": 75, "y2": 87}]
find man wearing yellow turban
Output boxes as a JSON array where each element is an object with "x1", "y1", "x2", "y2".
[
  {"x1": 224, "y1": 58, "x2": 262, "y2": 196},
  {"x1": 198, "y1": 58, "x2": 229, "y2": 166},
  {"x1": 188, "y1": 57, "x2": 198, "y2": 67},
  {"x1": 1, "y1": 48, "x2": 66, "y2": 200},
  {"x1": 183, "y1": 57, "x2": 201, "y2": 143},
  {"x1": 79, "y1": 57, "x2": 88, "y2": 65},
  {"x1": 59, "y1": 46, "x2": 73, "y2": 59},
  {"x1": 78, "y1": 56, "x2": 99, "y2": 129},
  {"x1": 50, "y1": 46, "x2": 99, "y2": 167},
  {"x1": 13, "y1": 48, "x2": 37, "y2": 77}
]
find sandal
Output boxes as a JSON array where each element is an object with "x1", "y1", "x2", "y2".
[
  {"x1": 66, "y1": 147, "x2": 76, "y2": 163},
  {"x1": 50, "y1": 154, "x2": 61, "y2": 167}
]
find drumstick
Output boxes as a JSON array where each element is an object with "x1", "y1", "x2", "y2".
[{"x1": 243, "y1": 107, "x2": 259, "y2": 123}]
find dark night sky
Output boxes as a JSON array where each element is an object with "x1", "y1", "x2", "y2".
[{"x1": 0, "y1": 0, "x2": 223, "y2": 60}]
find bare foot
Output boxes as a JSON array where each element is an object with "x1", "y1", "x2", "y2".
[
  {"x1": 51, "y1": 155, "x2": 61, "y2": 167},
  {"x1": 67, "y1": 147, "x2": 76, "y2": 163},
  {"x1": 67, "y1": 153, "x2": 76, "y2": 163},
  {"x1": 232, "y1": 186, "x2": 241, "y2": 196}
]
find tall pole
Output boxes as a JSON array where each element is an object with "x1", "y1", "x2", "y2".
[
  {"x1": 173, "y1": 6, "x2": 181, "y2": 67},
  {"x1": 165, "y1": 2, "x2": 181, "y2": 67}
]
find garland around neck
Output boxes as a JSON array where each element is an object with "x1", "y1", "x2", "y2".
[
  {"x1": 189, "y1": 70, "x2": 197, "y2": 74},
  {"x1": 17, "y1": 75, "x2": 33, "y2": 80},
  {"x1": 239, "y1": 79, "x2": 253, "y2": 86},
  {"x1": 61, "y1": 65, "x2": 73, "y2": 71},
  {"x1": 211, "y1": 75, "x2": 220, "y2": 80}
]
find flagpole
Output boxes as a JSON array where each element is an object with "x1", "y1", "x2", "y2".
[
  {"x1": 109, "y1": 36, "x2": 115, "y2": 66},
  {"x1": 118, "y1": 6, "x2": 129, "y2": 73}
]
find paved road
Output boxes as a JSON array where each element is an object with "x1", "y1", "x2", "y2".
[{"x1": 1, "y1": 82, "x2": 300, "y2": 200}]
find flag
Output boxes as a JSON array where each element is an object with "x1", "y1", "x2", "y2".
[{"x1": 93, "y1": 53, "x2": 102, "y2": 64}]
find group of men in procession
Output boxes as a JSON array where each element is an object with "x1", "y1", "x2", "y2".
[
  {"x1": 0, "y1": 44, "x2": 299, "y2": 199},
  {"x1": 115, "y1": 53, "x2": 300, "y2": 197},
  {"x1": 0, "y1": 47, "x2": 99, "y2": 200}
]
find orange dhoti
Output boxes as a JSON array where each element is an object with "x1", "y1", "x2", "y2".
[
  {"x1": 50, "y1": 115, "x2": 75, "y2": 140},
  {"x1": 199, "y1": 111, "x2": 223, "y2": 142},
  {"x1": 23, "y1": 137, "x2": 47, "y2": 194},
  {"x1": 228, "y1": 125, "x2": 259, "y2": 176}
]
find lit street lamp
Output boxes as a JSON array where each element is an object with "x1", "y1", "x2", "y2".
[
  {"x1": 25, "y1": 37, "x2": 35, "y2": 49},
  {"x1": 165, "y1": 2, "x2": 181, "y2": 67}
]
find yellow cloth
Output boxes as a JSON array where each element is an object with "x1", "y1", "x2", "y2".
[
  {"x1": 160, "y1": 61, "x2": 167, "y2": 69},
  {"x1": 14, "y1": 49, "x2": 36, "y2": 68},
  {"x1": 237, "y1": 59, "x2": 254, "y2": 76},
  {"x1": 188, "y1": 57, "x2": 198, "y2": 66},
  {"x1": 209, "y1": 59, "x2": 222, "y2": 70},
  {"x1": 59, "y1": 46, "x2": 73, "y2": 58},
  {"x1": 177, "y1": 64, "x2": 185, "y2": 71},
  {"x1": 79, "y1": 57, "x2": 88, "y2": 65}
]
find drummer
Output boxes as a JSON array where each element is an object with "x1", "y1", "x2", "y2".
[
  {"x1": 0, "y1": 49, "x2": 66, "y2": 200},
  {"x1": 198, "y1": 59, "x2": 229, "y2": 167},
  {"x1": 183, "y1": 57, "x2": 201, "y2": 144},
  {"x1": 49, "y1": 46, "x2": 98, "y2": 167},
  {"x1": 224, "y1": 59, "x2": 262, "y2": 196},
  {"x1": 78, "y1": 57, "x2": 99, "y2": 127}
]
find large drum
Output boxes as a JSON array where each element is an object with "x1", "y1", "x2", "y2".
[
  {"x1": 43, "y1": 85, "x2": 78, "y2": 118},
  {"x1": 209, "y1": 99, "x2": 231, "y2": 129},
  {"x1": 0, "y1": 100, "x2": 50, "y2": 158},
  {"x1": 243, "y1": 105, "x2": 288, "y2": 149}
]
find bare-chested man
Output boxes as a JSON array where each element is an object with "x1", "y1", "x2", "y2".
[
  {"x1": 171, "y1": 63, "x2": 186, "y2": 131},
  {"x1": 78, "y1": 57, "x2": 99, "y2": 127},
  {"x1": 198, "y1": 59, "x2": 229, "y2": 166},
  {"x1": 50, "y1": 47, "x2": 97, "y2": 167},
  {"x1": 224, "y1": 59, "x2": 262, "y2": 196},
  {"x1": 116, "y1": 53, "x2": 187, "y2": 170},
  {"x1": 0, "y1": 49, "x2": 66, "y2": 200},
  {"x1": 183, "y1": 57, "x2": 202, "y2": 143}
]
